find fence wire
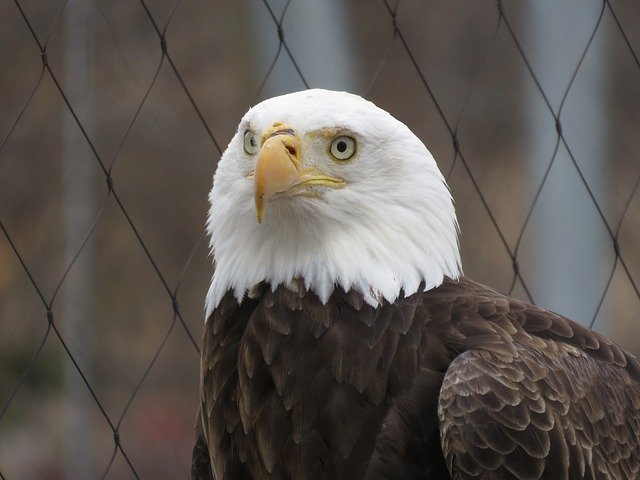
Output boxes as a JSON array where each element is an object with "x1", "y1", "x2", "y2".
[{"x1": 0, "y1": 0, "x2": 639, "y2": 478}]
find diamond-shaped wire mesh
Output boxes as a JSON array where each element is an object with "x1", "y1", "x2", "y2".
[{"x1": 0, "y1": 0, "x2": 639, "y2": 477}]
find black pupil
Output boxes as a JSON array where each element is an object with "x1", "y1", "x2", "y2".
[{"x1": 336, "y1": 140, "x2": 347, "y2": 153}]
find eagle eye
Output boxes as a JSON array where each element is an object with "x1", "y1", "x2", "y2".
[
  {"x1": 243, "y1": 130, "x2": 259, "y2": 155},
  {"x1": 330, "y1": 136, "x2": 356, "y2": 161}
]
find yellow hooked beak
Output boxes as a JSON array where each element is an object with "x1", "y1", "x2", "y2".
[{"x1": 254, "y1": 127, "x2": 346, "y2": 223}]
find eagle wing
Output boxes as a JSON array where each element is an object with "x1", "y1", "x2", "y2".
[{"x1": 434, "y1": 279, "x2": 640, "y2": 480}]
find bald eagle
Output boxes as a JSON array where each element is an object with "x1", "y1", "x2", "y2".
[{"x1": 192, "y1": 89, "x2": 640, "y2": 480}]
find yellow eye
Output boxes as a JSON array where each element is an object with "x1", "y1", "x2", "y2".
[
  {"x1": 243, "y1": 130, "x2": 259, "y2": 155},
  {"x1": 330, "y1": 136, "x2": 356, "y2": 160}
]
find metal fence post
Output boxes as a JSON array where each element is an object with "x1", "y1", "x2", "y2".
[
  {"x1": 63, "y1": 3, "x2": 94, "y2": 478},
  {"x1": 525, "y1": 2, "x2": 609, "y2": 326}
]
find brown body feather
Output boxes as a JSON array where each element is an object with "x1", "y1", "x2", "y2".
[{"x1": 192, "y1": 277, "x2": 640, "y2": 479}]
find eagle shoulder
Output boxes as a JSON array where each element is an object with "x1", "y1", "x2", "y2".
[{"x1": 433, "y1": 277, "x2": 640, "y2": 480}]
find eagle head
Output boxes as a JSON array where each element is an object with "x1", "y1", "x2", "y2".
[{"x1": 205, "y1": 89, "x2": 461, "y2": 317}]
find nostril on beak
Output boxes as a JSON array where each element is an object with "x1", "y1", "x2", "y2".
[{"x1": 285, "y1": 145, "x2": 296, "y2": 156}]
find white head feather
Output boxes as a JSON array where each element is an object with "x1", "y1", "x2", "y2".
[{"x1": 205, "y1": 89, "x2": 461, "y2": 318}]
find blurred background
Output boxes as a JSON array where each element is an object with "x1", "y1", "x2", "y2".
[{"x1": 1, "y1": 0, "x2": 639, "y2": 478}]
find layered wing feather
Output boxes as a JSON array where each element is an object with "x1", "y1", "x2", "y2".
[
  {"x1": 432, "y1": 278, "x2": 640, "y2": 480},
  {"x1": 192, "y1": 277, "x2": 640, "y2": 479}
]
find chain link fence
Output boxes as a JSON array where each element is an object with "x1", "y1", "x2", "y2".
[{"x1": 1, "y1": 0, "x2": 639, "y2": 478}]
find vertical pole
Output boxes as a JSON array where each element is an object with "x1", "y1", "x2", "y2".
[
  {"x1": 250, "y1": 0, "x2": 357, "y2": 97},
  {"x1": 63, "y1": 2, "x2": 94, "y2": 478},
  {"x1": 526, "y1": 3, "x2": 608, "y2": 325}
]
